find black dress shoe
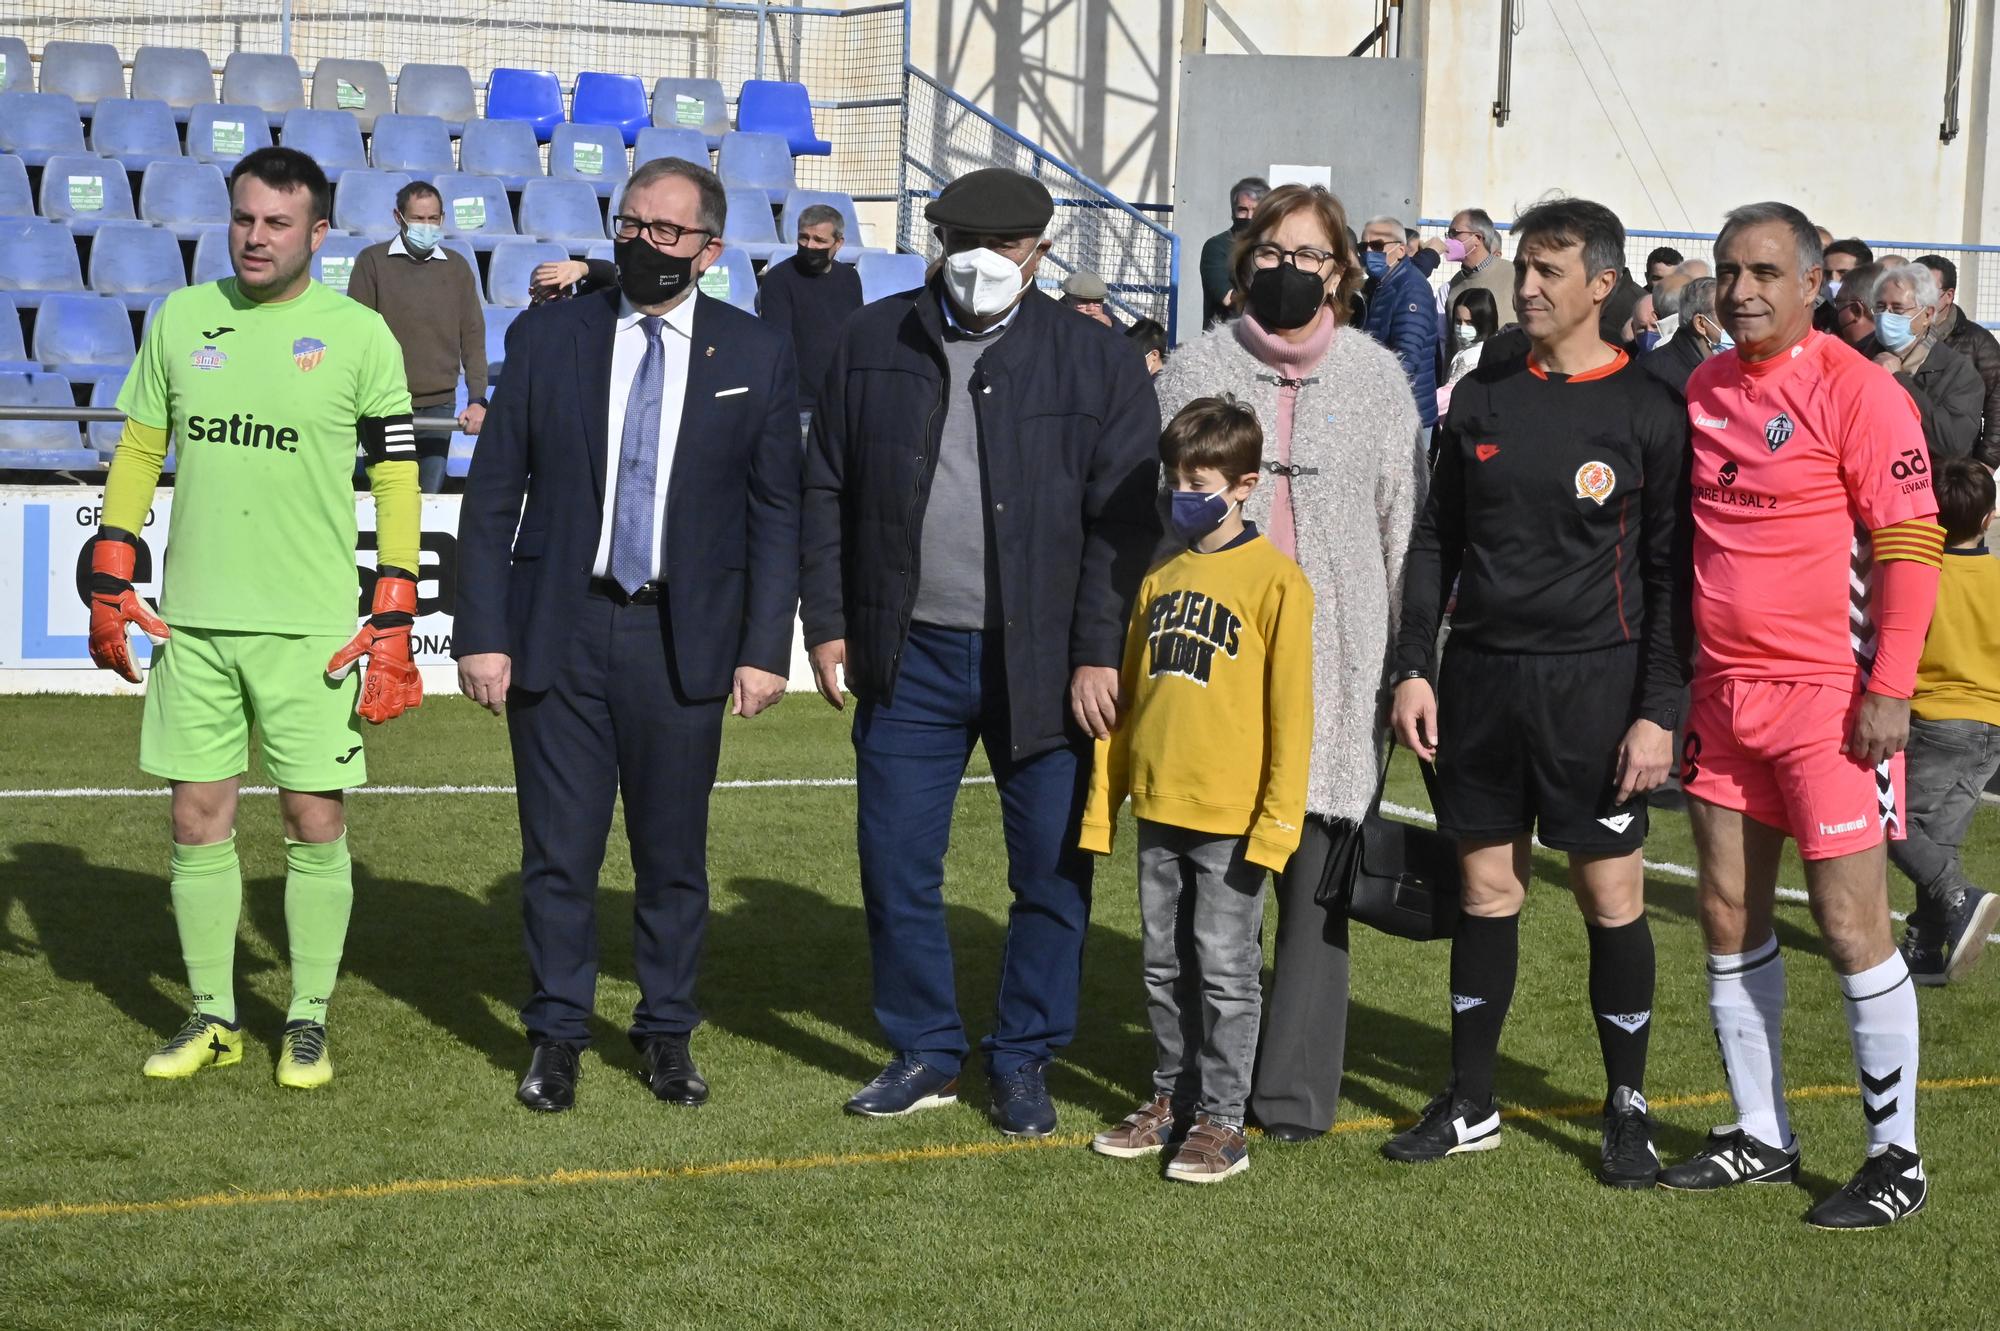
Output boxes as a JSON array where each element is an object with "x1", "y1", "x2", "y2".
[
  {"x1": 1262, "y1": 1123, "x2": 1326, "y2": 1143},
  {"x1": 639, "y1": 1034, "x2": 709, "y2": 1106},
  {"x1": 517, "y1": 1042, "x2": 581, "y2": 1113}
]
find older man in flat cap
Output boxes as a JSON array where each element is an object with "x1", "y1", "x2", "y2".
[
  {"x1": 1060, "y1": 268, "x2": 1123, "y2": 330},
  {"x1": 802, "y1": 166, "x2": 1162, "y2": 1136}
]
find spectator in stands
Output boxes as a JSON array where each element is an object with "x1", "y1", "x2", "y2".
[
  {"x1": 1601, "y1": 265, "x2": 1646, "y2": 346},
  {"x1": 1445, "y1": 207, "x2": 1515, "y2": 325},
  {"x1": 1623, "y1": 292, "x2": 1659, "y2": 352},
  {"x1": 800, "y1": 167, "x2": 1161, "y2": 1138},
  {"x1": 1833, "y1": 263, "x2": 1983, "y2": 462},
  {"x1": 756, "y1": 202, "x2": 863, "y2": 431},
  {"x1": 1915, "y1": 254, "x2": 2000, "y2": 467},
  {"x1": 1201, "y1": 176, "x2": 1268, "y2": 329},
  {"x1": 1061, "y1": 269, "x2": 1120, "y2": 329},
  {"x1": 347, "y1": 181, "x2": 487, "y2": 492},
  {"x1": 1405, "y1": 226, "x2": 1442, "y2": 280},
  {"x1": 1437, "y1": 286, "x2": 1498, "y2": 417},
  {"x1": 1677, "y1": 257, "x2": 1711, "y2": 279},
  {"x1": 1645, "y1": 246, "x2": 1683, "y2": 285},
  {"x1": 1824, "y1": 238, "x2": 1874, "y2": 293},
  {"x1": 1360, "y1": 214, "x2": 1441, "y2": 442},
  {"x1": 1154, "y1": 182, "x2": 1427, "y2": 1143},
  {"x1": 1653, "y1": 270, "x2": 1689, "y2": 342},
  {"x1": 1127, "y1": 317, "x2": 1168, "y2": 376},
  {"x1": 1642, "y1": 274, "x2": 1721, "y2": 398}
]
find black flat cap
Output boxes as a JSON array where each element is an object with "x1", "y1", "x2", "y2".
[{"x1": 925, "y1": 168, "x2": 1054, "y2": 234}]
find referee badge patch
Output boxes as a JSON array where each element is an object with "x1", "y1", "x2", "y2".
[
  {"x1": 1573, "y1": 460, "x2": 1616, "y2": 505},
  {"x1": 1763, "y1": 412, "x2": 1795, "y2": 452}
]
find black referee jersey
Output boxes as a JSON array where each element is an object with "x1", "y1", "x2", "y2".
[{"x1": 1395, "y1": 346, "x2": 1693, "y2": 723}]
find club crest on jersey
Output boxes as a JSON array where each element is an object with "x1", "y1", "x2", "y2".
[
  {"x1": 292, "y1": 337, "x2": 327, "y2": 372},
  {"x1": 189, "y1": 345, "x2": 227, "y2": 371},
  {"x1": 1573, "y1": 460, "x2": 1616, "y2": 505},
  {"x1": 1763, "y1": 412, "x2": 1795, "y2": 452}
]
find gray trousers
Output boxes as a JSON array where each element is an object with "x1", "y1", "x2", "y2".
[
  {"x1": 1137, "y1": 820, "x2": 1269, "y2": 1123},
  {"x1": 1248, "y1": 815, "x2": 1352, "y2": 1133},
  {"x1": 1892, "y1": 716, "x2": 2000, "y2": 926}
]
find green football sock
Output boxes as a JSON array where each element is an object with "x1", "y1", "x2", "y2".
[
  {"x1": 284, "y1": 833, "x2": 354, "y2": 1025},
  {"x1": 169, "y1": 835, "x2": 243, "y2": 1025}
]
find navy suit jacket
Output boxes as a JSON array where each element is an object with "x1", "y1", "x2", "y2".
[{"x1": 454, "y1": 287, "x2": 802, "y2": 700}]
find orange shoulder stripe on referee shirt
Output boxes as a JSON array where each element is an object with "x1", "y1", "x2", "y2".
[{"x1": 1872, "y1": 518, "x2": 1946, "y2": 567}]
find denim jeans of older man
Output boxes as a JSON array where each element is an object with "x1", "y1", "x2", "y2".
[
  {"x1": 853, "y1": 622, "x2": 1094, "y2": 1079},
  {"x1": 1893, "y1": 716, "x2": 2000, "y2": 925}
]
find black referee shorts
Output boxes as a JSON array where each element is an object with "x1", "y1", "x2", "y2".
[{"x1": 1433, "y1": 640, "x2": 1647, "y2": 854}]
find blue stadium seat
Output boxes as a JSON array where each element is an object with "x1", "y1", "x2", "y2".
[
  {"x1": 780, "y1": 189, "x2": 873, "y2": 263},
  {"x1": 518, "y1": 178, "x2": 605, "y2": 249},
  {"x1": 333, "y1": 169, "x2": 415, "y2": 239},
  {"x1": 483, "y1": 303, "x2": 521, "y2": 377},
  {"x1": 0, "y1": 371, "x2": 93, "y2": 463},
  {"x1": 87, "y1": 219, "x2": 187, "y2": 309},
  {"x1": 487, "y1": 238, "x2": 567, "y2": 307},
  {"x1": 485, "y1": 68, "x2": 563, "y2": 143},
  {"x1": 90, "y1": 98, "x2": 184, "y2": 173},
  {"x1": 188, "y1": 102, "x2": 272, "y2": 167},
  {"x1": 651, "y1": 78, "x2": 730, "y2": 151},
  {"x1": 0, "y1": 293, "x2": 38, "y2": 373},
  {"x1": 312, "y1": 233, "x2": 371, "y2": 294},
  {"x1": 0, "y1": 219, "x2": 86, "y2": 307},
  {"x1": 0, "y1": 155, "x2": 32, "y2": 218},
  {"x1": 720, "y1": 185, "x2": 783, "y2": 263},
  {"x1": 0, "y1": 37, "x2": 29, "y2": 95},
  {"x1": 221, "y1": 52, "x2": 305, "y2": 129},
  {"x1": 634, "y1": 126, "x2": 711, "y2": 170},
  {"x1": 279, "y1": 108, "x2": 367, "y2": 181},
  {"x1": 395, "y1": 63, "x2": 475, "y2": 136},
  {"x1": 440, "y1": 236, "x2": 479, "y2": 269},
  {"x1": 571, "y1": 71, "x2": 649, "y2": 147},
  {"x1": 716, "y1": 131, "x2": 795, "y2": 208},
  {"x1": 310, "y1": 58, "x2": 390, "y2": 133},
  {"x1": 699, "y1": 245, "x2": 758, "y2": 312},
  {"x1": 33, "y1": 292, "x2": 136, "y2": 384},
  {"x1": 190, "y1": 224, "x2": 232, "y2": 284},
  {"x1": 0, "y1": 92, "x2": 88, "y2": 167},
  {"x1": 735, "y1": 80, "x2": 831, "y2": 157},
  {"x1": 140, "y1": 160, "x2": 230, "y2": 239},
  {"x1": 550, "y1": 123, "x2": 628, "y2": 198},
  {"x1": 370, "y1": 113, "x2": 454, "y2": 177},
  {"x1": 435, "y1": 172, "x2": 517, "y2": 250},
  {"x1": 131, "y1": 46, "x2": 215, "y2": 124},
  {"x1": 38, "y1": 41, "x2": 125, "y2": 117},
  {"x1": 88, "y1": 371, "x2": 128, "y2": 453},
  {"x1": 458, "y1": 118, "x2": 541, "y2": 190},
  {"x1": 583, "y1": 240, "x2": 613, "y2": 264},
  {"x1": 856, "y1": 252, "x2": 926, "y2": 302},
  {"x1": 38, "y1": 154, "x2": 137, "y2": 237}
]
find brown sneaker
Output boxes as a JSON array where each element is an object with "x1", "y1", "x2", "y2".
[
  {"x1": 1164, "y1": 1114, "x2": 1249, "y2": 1183},
  {"x1": 1090, "y1": 1094, "x2": 1179, "y2": 1158}
]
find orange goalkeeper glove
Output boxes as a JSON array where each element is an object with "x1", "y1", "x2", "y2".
[
  {"x1": 87, "y1": 528, "x2": 169, "y2": 683},
  {"x1": 326, "y1": 567, "x2": 423, "y2": 724}
]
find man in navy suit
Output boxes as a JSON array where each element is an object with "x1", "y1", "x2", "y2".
[{"x1": 454, "y1": 156, "x2": 802, "y2": 1113}]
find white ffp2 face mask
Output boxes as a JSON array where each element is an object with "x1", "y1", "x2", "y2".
[{"x1": 942, "y1": 244, "x2": 1036, "y2": 318}]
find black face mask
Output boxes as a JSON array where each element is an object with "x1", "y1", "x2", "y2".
[
  {"x1": 796, "y1": 245, "x2": 835, "y2": 274},
  {"x1": 1246, "y1": 263, "x2": 1325, "y2": 331},
  {"x1": 614, "y1": 236, "x2": 695, "y2": 306},
  {"x1": 1230, "y1": 216, "x2": 1251, "y2": 235}
]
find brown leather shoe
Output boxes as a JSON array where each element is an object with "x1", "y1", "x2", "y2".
[
  {"x1": 1090, "y1": 1094, "x2": 1180, "y2": 1158},
  {"x1": 1165, "y1": 1113, "x2": 1249, "y2": 1183}
]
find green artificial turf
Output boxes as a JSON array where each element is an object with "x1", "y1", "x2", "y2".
[{"x1": 2, "y1": 695, "x2": 1996, "y2": 1329}]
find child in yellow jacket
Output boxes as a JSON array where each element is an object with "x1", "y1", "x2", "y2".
[{"x1": 1079, "y1": 396, "x2": 1314, "y2": 1183}]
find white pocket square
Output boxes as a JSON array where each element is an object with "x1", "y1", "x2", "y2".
[{"x1": 714, "y1": 386, "x2": 749, "y2": 398}]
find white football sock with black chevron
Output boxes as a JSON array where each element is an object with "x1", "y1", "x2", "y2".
[
  {"x1": 1841, "y1": 952, "x2": 1919, "y2": 1154},
  {"x1": 1707, "y1": 934, "x2": 1793, "y2": 1148}
]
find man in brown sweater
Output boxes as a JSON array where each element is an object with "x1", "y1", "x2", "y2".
[{"x1": 348, "y1": 181, "x2": 488, "y2": 492}]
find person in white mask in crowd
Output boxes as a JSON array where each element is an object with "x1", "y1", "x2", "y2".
[
  {"x1": 1641, "y1": 275, "x2": 1726, "y2": 399},
  {"x1": 1831, "y1": 261, "x2": 1984, "y2": 462},
  {"x1": 1816, "y1": 237, "x2": 1873, "y2": 332},
  {"x1": 1437, "y1": 286, "x2": 1498, "y2": 415},
  {"x1": 799, "y1": 167, "x2": 1163, "y2": 1138}
]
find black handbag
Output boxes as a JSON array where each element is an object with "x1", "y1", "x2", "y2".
[{"x1": 1314, "y1": 740, "x2": 1462, "y2": 941}]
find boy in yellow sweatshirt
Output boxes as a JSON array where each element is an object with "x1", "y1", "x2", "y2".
[
  {"x1": 1079, "y1": 396, "x2": 1314, "y2": 1183},
  {"x1": 1895, "y1": 457, "x2": 2000, "y2": 985}
]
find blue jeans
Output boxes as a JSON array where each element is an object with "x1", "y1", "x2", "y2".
[
  {"x1": 852, "y1": 623, "x2": 1093, "y2": 1078},
  {"x1": 1891, "y1": 716, "x2": 2000, "y2": 925}
]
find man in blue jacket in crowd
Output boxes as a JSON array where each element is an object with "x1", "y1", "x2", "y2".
[{"x1": 1361, "y1": 214, "x2": 1442, "y2": 445}]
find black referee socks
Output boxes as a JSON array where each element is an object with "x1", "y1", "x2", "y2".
[
  {"x1": 1588, "y1": 917, "x2": 1655, "y2": 1098},
  {"x1": 1449, "y1": 912, "x2": 1519, "y2": 1108}
]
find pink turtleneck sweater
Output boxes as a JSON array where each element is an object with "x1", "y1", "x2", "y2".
[{"x1": 1232, "y1": 308, "x2": 1338, "y2": 558}]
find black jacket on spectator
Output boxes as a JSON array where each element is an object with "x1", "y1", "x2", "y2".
[
  {"x1": 1862, "y1": 333, "x2": 1985, "y2": 463},
  {"x1": 1640, "y1": 324, "x2": 1707, "y2": 399},
  {"x1": 1937, "y1": 304, "x2": 2000, "y2": 467},
  {"x1": 801, "y1": 278, "x2": 1163, "y2": 759},
  {"x1": 758, "y1": 253, "x2": 864, "y2": 414}
]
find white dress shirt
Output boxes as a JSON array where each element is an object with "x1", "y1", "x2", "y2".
[
  {"x1": 387, "y1": 233, "x2": 448, "y2": 261},
  {"x1": 592, "y1": 294, "x2": 697, "y2": 582}
]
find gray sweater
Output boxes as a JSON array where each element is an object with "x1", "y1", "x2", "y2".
[{"x1": 1156, "y1": 323, "x2": 1425, "y2": 823}]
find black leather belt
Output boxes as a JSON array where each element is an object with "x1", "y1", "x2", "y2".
[{"x1": 588, "y1": 578, "x2": 663, "y2": 605}]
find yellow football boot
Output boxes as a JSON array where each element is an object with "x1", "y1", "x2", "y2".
[
  {"x1": 143, "y1": 1012, "x2": 243, "y2": 1079},
  {"x1": 276, "y1": 1021, "x2": 332, "y2": 1090}
]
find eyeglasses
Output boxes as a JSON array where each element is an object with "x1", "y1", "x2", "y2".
[
  {"x1": 611, "y1": 215, "x2": 713, "y2": 248},
  {"x1": 1249, "y1": 243, "x2": 1337, "y2": 275}
]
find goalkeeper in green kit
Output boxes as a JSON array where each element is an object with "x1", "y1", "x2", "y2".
[{"x1": 89, "y1": 147, "x2": 422, "y2": 1089}]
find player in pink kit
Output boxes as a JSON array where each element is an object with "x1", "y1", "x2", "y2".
[{"x1": 1659, "y1": 203, "x2": 1944, "y2": 1230}]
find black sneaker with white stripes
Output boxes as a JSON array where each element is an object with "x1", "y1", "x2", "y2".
[
  {"x1": 1656, "y1": 1127, "x2": 1800, "y2": 1190},
  {"x1": 1599, "y1": 1086, "x2": 1660, "y2": 1189},
  {"x1": 1805, "y1": 1145, "x2": 1928, "y2": 1230},
  {"x1": 1381, "y1": 1089, "x2": 1501, "y2": 1163}
]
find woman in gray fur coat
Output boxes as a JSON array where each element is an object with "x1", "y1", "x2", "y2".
[{"x1": 1154, "y1": 183, "x2": 1427, "y2": 1140}]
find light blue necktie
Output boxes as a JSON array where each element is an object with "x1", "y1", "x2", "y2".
[{"x1": 608, "y1": 315, "x2": 665, "y2": 596}]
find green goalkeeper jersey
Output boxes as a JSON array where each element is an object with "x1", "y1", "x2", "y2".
[{"x1": 118, "y1": 277, "x2": 413, "y2": 636}]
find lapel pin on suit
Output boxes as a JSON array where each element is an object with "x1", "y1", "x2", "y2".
[{"x1": 705, "y1": 346, "x2": 715, "y2": 357}]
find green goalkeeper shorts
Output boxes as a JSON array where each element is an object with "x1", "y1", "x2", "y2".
[{"x1": 140, "y1": 626, "x2": 366, "y2": 790}]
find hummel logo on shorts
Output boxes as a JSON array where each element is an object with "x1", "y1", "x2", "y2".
[
  {"x1": 1598, "y1": 812, "x2": 1636, "y2": 833},
  {"x1": 1451, "y1": 994, "x2": 1486, "y2": 1013}
]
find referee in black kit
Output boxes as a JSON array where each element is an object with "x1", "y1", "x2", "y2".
[{"x1": 1381, "y1": 198, "x2": 1691, "y2": 1187}]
